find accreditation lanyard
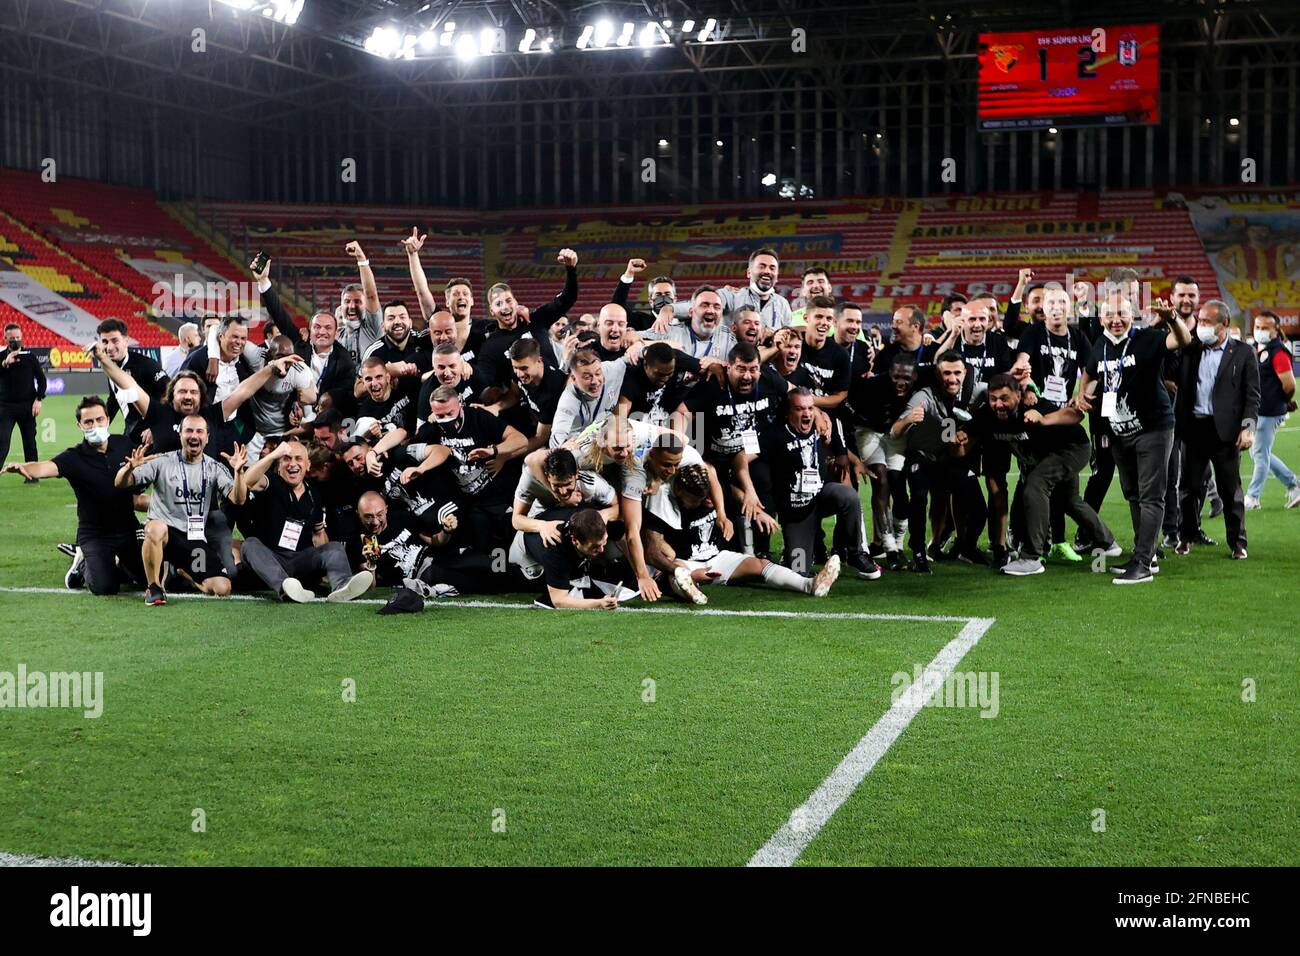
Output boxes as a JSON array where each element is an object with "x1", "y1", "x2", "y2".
[
  {"x1": 1102, "y1": 337, "x2": 1133, "y2": 394},
  {"x1": 1040, "y1": 328, "x2": 1072, "y2": 383},
  {"x1": 177, "y1": 451, "x2": 208, "y2": 519},
  {"x1": 688, "y1": 325, "x2": 713, "y2": 358},
  {"x1": 578, "y1": 384, "x2": 606, "y2": 428}
]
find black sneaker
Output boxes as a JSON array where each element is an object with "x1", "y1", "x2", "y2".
[
  {"x1": 910, "y1": 554, "x2": 933, "y2": 575},
  {"x1": 990, "y1": 546, "x2": 1010, "y2": 570},
  {"x1": 956, "y1": 547, "x2": 988, "y2": 566},
  {"x1": 22, "y1": 477, "x2": 38, "y2": 484},
  {"x1": 867, "y1": 542, "x2": 887, "y2": 560},
  {"x1": 1112, "y1": 558, "x2": 1160, "y2": 576},
  {"x1": 1112, "y1": 565, "x2": 1153, "y2": 585},
  {"x1": 1194, "y1": 530, "x2": 1218, "y2": 546},
  {"x1": 927, "y1": 542, "x2": 948, "y2": 562},
  {"x1": 844, "y1": 551, "x2": 883, "y2": 580},
  {"x1": 1161, "y1": 532, "x2": 1179, "y2": 549},
  {"x1": 144, "y1": 584, "x2": 167, "y2": 606},
  {"x1": 886, "y1": 550, "x2": 906, "y2": 572}
]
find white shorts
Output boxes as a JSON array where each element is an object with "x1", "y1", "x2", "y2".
[
  {"x1": 682, "y1": 550, "x2": 749, "y2": 585},
  {"x1": 855, "y1": 428, "x2": 904, "y2": 470}
]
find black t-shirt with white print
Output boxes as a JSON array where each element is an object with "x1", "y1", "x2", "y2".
[
  {"x1": 645, "y1": 500, "x2": 722, "y2": 562},
  {"x1": 414, "y1": 407, "x2": 512, "y2": 502},
  {"x1": 1014, "y1": 323, "x2": 1092, "y2": 401},
  {"x1": 758, "y1": 421, "x2": 845, "y2": 521},
  {"x1": 956, "y1": 331, "x2": 1014, "y2": 386},
  {"x1": 796, "y1": 337, "x2": 850, "y2": 398},
  {"x1": 687, "y1": 365, "x2": 790, "y2": 463},
  {"x1": 1084, "y1": 327, "x2": 1174, "y2": 439}
]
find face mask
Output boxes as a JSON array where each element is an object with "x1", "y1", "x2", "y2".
[
  {"x1": 1197, "y1": 326, "x2": 1220, "y2": 346},
  {"x1": 345, "y1": 319, "x2": 361, "y2": 331},
  {"x1": 433, "y1": 412, "x2": 460, "y2": 425},
  {"x1": 651, "y1": 293, "x2": 674, "y2": 312},
  {"x1": 1253, "y1": 330, "x2": 1273, "y2": 345},
  {"x1": 1103, "y1": 329, "x2": 1127, "y2": 346},
  {"x1": 83, "y1": 426, "x2": 110, "y2": 446}
]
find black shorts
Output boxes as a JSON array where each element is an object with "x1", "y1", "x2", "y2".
[
  {"x1": 979, "y1": 440, "x2": 1012, "y2": 481},
  {"x1": 162, "y1": 529, "x2": 228, "y2": 581}
]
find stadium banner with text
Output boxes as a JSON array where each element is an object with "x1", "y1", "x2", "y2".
[
  {"x1": 121, "y1": 257, "x2": 261, "y2": 320},
  {"x1": 0, "y1": 264, "x2": 103, "y2": 345},
  {"x1": 1172, "y1": 188, "x2": 1300, "y2": 344},
  {"x1": 26, "y1": 345, "x2": 162, "y2": 372}
]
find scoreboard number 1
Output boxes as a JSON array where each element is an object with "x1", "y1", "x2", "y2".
[{"x1": 1038, "y1": 46, "x2": 1099, "y2": 81}]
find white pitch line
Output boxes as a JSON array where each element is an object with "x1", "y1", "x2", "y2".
[
  {"x1": 0, "y1": 587, "x2": 975, "y2": 624},
  {"x1": 748, "y1": 615, "x2": 997, "y2": 867},
  {"x1": 0, "y1": 851, "x2": 131, "y2": 867}
]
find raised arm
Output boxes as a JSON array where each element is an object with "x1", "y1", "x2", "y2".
[
  {"x1": 345, "y1": 241, "x2": 381, "y2": 317},
  {"x1": 401, "y1": 228, "x2": 439, "y2": 322}
]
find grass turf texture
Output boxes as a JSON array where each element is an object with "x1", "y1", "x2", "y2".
[{"x1": 0, "y1": 395, "x2": 1297, "y2": 866}]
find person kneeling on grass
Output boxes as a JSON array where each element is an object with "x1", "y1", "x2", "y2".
[
  {"x1": 964, "y1": 374, "x2": 1120, "y2": 577},
  {"x1": 235, "y1": 439, "x2": 373, "y2": 603},
  {"x1": 525, "y1": 507, "x2": 638, "y2": 610},
  {"x1": 114, "y1": 414, "x2": 247, "y2": 606},
  {"x1": 644, "y1": 463, "x2": 841, "y2": 605}
]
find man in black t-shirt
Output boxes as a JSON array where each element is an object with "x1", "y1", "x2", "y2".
[
  {"x1": 1079, "y1": 297, "x2": 1193, "y2": 583},
  {"x1": 524, "y1": 507, "x2": 633, "y2": 609},
  {"x1": 94, "y1": 318, "x2": 169, "y2": 438},
  {"x1": 237, "y1": 440, "x2": 373, "y2": 602},
  {"x1": 3, "y1": 396, "x2": 145, "y2": 594},
  {"x1": 476, "y1": 249, "x2": 580, "y2": 387},
  {"x1": 873, "y1": 305, "x2": 939, "y2": 378},
  {"x1": 794, "y1": 296, "x2": 850, "y2": 410},
  {"x1": 969, "y1": 376, "x2": 1118, "y2": 576},
  {"x1": 735, "y1": 388, "x2": 880, "y2": 579},
  {"x1": 354, "y1": 357, "x2": 419, "y2": 449},
  {"x1": 617, "y1": 342, "x2": 704, "y2": 431}
]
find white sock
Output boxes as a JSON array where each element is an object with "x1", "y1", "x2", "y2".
[{"x1": 762, "y1": 562, "x2": 813, "y2": 594}]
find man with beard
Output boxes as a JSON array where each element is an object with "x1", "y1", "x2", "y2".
[
  {"x1": 297, "y1": 311, "x2": 356, "y2": 416},
  {"x1": 673, "y1": 248, "x2": 792, "y2": 330},
  {"x1": 362, "y1": 301, "x2": 432, "y2": 385},
  {"x1": 350, "y1": 490, "x2": 458, "y2": 587},
  {"x1": 873, "y1": 306, "x2": 938, "y2": 379},
  {"x1": 644, "y1": 462, "x2": 841, "y2": 604},
  {"x1": 476, "y1": 248, "x2": 580, "y2": 387},
  {"x1": 1159, "y1": 277, "x2": 1222, "y2": 547},
  {"x1": 184, "y1": 315, "x2": 259, "y2": 428},
  {"x1": 526, "y1": 508, "x2": 633, "y2": 610},
  {"x1": 320, "y1": 439, "x2": 382, "y2": 541},
  {"x1": 729, "y1": 306, "x2": 767, "y2": 350},
  {"x1": 655, "y1": 286, "x2": 734, "y2": 359},
  {"x1": 2, "y1": 396, "x2": 145, "y2": 594},
  {"x1": 1003, "y1": 268, "x2": 1047, "y2": 342},
  {"x1": 245, "y1": 334, "x2": 318, "y2": 456},
  {"x1": 94, "y1": 318, "x2": 169, "y2": 437},
  {"x1": 354, "y1": 358, "x2": 418, "y2": 453},
  {"x1": 687, "y1": 341, "x2": 792, "y2": 558},
  {"x1": 402, "y1": 229, "x2": 475, "y2": 331},
  {"x1": 847, "y1": 354, "x2": 918, "y2": 571},
  {"x1": 415, "y1": 343, "x2": 482, "y2": 426},
  {"x1": 967, "y1": 375, "x2": 1118, "y2": 577},
  {"x1": 788, "y1": 266, "x2": 833, "y2": 326},
  {"x1": 336, "y1": 241, "x2": 383, "y2": 367},
  {"x1": 550, "y1": 348, "x2": 630, "y2": 447},
  {"x1": 489, "y1": 337, "x2": 567, "y2": 450},
  {"x1": 767, "y1": 327, "x2": 806, "y2": 384},
  {"x1": 416, "y1": 386, "x2": 529, "y2": 550},
  {"x1": 793, "y1": 296, "x2": 849, "y2": 410},
  {"x1": 1078, "y1": 297, "x2": 1193, "y2": 584},
  {"x1": 611, "y1": 258, "x2": 674, "y2": 332},
  {"x1": 737, "y1": 389, "x2": 880, "y2": 579},
  {"x1": 236, "y1": 440, "x2": 373, "y2": 602},
  {"x1": 115, "y1": 415, "x2": 248, "y2": 604},
  {"x1": 891, "y1": 352, "x2": 988, "y2": 573}
]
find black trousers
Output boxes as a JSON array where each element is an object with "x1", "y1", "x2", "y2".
[
  {"x1": 1112, "y1": 427, "x2": 1174, "y2": 570},
  {"x1": 905, "y1": 455, "x2": 986, "y2": 556},
  {"x1": 716, "y1": 455, "x2": 776, "y2": 556},
  {"x1": 0, "y1": 402, "x2": 37, "y2": 466},
  {"x1": 1018, "y1": 444, "x2": 1115, "y2": 560},
  {"x1": 1083, "y1": 418, "x2": 1116, "y2": 515},
  {"x1": 1180, "y1": 417, "x2": 1247, "y2": 549},
  {"x1": 78, "y1": 527, "x2": 146, "y2": 595}
]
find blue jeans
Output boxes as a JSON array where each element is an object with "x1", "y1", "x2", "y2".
[{"x1": 1247, "y1": 415, "x2": 1299, "y2": 498}]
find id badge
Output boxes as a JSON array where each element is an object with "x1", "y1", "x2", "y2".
[
  {"x1": 742, "y1": 429, "x2": 760, "y2": 455},
  {"x1": 1101, "y1": 392, "x2": 1118, "y2": 419},
  {"x1": 278, "y1": 520, "x2": 304, "y2": 551},
  {"x1": 187, "y1": 515, "x2": 206, "y2": 542},
  {"x1": 800, "y1": 467, "x2": 823, "y2": 496},
  {"x1": 1043, "y1": 375, "x2": 1069, "y2": 404}
]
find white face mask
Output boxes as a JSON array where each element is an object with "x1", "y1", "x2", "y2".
[
  {"x1": 83, "y1": 425, "x2": 110, "y2": 446},
  {"x1": 432, "y1": 412, "x2": 460, "y2": 425},
  {"x1": 1253, "y1": 329, "x2": 1273, "y2": 345},
  {"x1": 345, "y1": 318, "x2": 361, "y2": 331},
  {"x1": 1197, "y1": 325, "x2": 1220, "y2": 346},
  {"x1": 1103, "y1": 329, "x2": 1127, "y2": 346}
]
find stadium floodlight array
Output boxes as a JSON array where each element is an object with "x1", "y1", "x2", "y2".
[
  {"x1": 362, "y1": 17, "x2": 715, "y2": 59},
  {"x1": 213, "y1": 0, "x2": 304, "y2": 26}
]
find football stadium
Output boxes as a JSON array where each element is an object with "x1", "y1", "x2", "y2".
[{"x1": 0, "y1": 0, "x2": 1296, "y2": 919}]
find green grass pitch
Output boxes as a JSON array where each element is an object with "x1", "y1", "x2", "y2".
[{"x1": 0, "y1": 395, "x2": 1296, "y2": 865}]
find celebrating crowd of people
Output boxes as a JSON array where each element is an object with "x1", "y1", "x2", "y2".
[{"x1": 2, "y1": 239, "x2": 1297, "y2": 609}]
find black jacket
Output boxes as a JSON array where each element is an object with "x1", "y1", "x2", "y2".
[
  {"x1": 1174, "y1": 335, "x2": 1261, "y2": 444},
  {"x1": 0, "y1": 349, "x2": 46, "y2": 405}
]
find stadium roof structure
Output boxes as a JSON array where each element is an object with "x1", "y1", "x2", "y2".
[{"x1": 4, "y1": 0, "x2": 1300, "y2": 137}]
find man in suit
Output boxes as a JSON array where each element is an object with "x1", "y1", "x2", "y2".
[
  {"x1": 1174, "y1": 300, "x2": 1260, "y2": 559},
  {"x1": 296, "y1": 310, "x2": 356, "y2": 417}
]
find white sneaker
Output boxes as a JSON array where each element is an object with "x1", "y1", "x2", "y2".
[
  {"x1": 281, "y1": 578, "x2": 315, "y2": 603},
  {"x1": 1287, "y1": 486, "x2": 1300, "y2": 509},
  {"x1": 328, "y1": 570, "x2": 374, "y2": 602},
  {"x1": 811, "y1": 554, "x2": 841, "y2": 597},
  {"x1": 672, "y1": 566, "x2": 708, "y2": 605},
  {"x1": 1244, "y1": 495, "x2": 1261, "y2": 511},
  {"x1": 64, "y1": 547, "x2": 86, "y2": 590}
]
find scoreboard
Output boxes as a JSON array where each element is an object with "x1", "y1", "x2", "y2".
[{"x1": 978, "y1": 24, "x2": 1160, "y2": 131}]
